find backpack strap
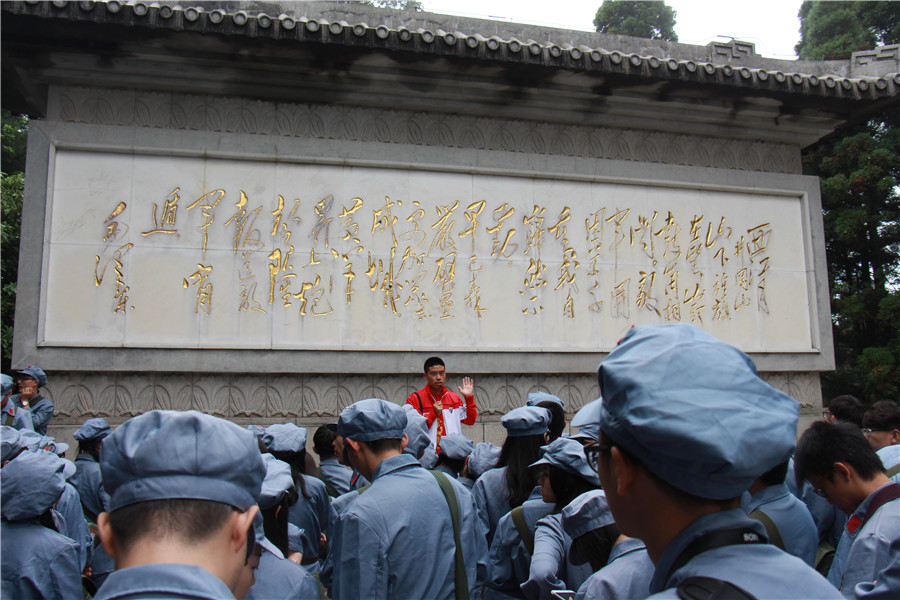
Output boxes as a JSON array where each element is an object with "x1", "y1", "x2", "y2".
[
  {"x1": 429, "y1": 470, "x2": 470, "y2": 600},
  {"x1": 677, "y1": 577, "x2": 758, "y2": 600},
  {"x1": 511, "y1": 506, "x2": 534, "y2": 555},
  {"x1": 356, "y1": 484, "x2": 370, "y2": 494},
  {"x1": 886, "y1": 463, "x2": 900, "y2": 478},
  {"x1": 414, "y1": 391, "x2": 424, "y2": 414},
  {"x1": 748, "y1": 509, "x2": 784, "y2": 551}
]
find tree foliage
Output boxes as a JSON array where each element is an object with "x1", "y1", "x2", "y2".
[
  {"x1": 1, "y1": 111, "x2": 28, "y2": 372},
  {"x1": 796, "y1": 1, "x2": 900, "y2": 60},
  {"x1": 359, "y1": 0, "x2": 423, "y2": 11},
  {"x1": 593, "y1": 1, "x2": 677, "y2": 41},
  {"x1": 797, "y1": 3, "x2": 900, "y2": 402}
]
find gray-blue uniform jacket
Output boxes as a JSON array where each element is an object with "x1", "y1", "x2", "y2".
[
  {"x1": 575, "y1": 537, "x2": 654, "y2": 600},
  {"x1": 56, "y1": 482, "x2": 94, "y2": 571},
  {"x1": 827, "y1": 481, "x2": 900, "y2": 598},
  {"x1": 1, "y1": 517, "x2": 82, "y2": 600},
  {"x1": 746, "y1": 483, "x2": 818, "y2": 567},
  {"x1": 485, "y1": 497, "x2": 554, "y2": 599},
  {"x1": 288, "y1": 473, "x2": 336, "y2": 570},
  {"x1": 648, "y1": 509, "x2": 842, "y2": 599},
  {"x1": 245, "y1": 548, "x2": 319, "y2": 600},
  {"x1": 93, "y1": 563, "x2": 235, "y2": 599},
  {"x1": 6, "y1": 393, "x2": 54, "y2": 435},
  {"x1": 520, "y1": 512, "x2": 594, "y2": 599},
  {"x1": 318, "y1": 457, "x2": 357, "y2": 496},
  {"x1": 70, "y1": 453, "x2": 111, "y2": 519},
  {"x1": 330, "y1": 453, "x2": 488, "y2": 600},
  {"x1": 473, "y1": 466, "x2": 513, "y2": 544}
]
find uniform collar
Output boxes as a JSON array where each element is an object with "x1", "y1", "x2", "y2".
[
  {"x1": 95, "y1": 563, "x2": 234, "y2": 600},
  {"x1": 609, "y1": 536, "x2": 646, "y2": 563},
  {"x1": 845, "y1": 480, "x2": 898, "y2": 537},
  {"x1": 370, "y1": 453, "x2": 420, "y2": 481},
  {"x1": 746, "y1": 483, "x2": 790, "y2": 513}
]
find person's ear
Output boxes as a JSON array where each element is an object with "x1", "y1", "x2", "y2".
[
  {"x1": 96, "y1": 512, "x2": 117, "y2": 560},
  {"x1": 831, "y1": 462, "x2": 853, "y2": 484},
  {"x1": 400, "y1": 433, "x2": 409, "y2": 451},
  {"x1": 610, "y1": 447, "x2": 637, "y2": 496},
  {"x1": 230, "y1": 506, "x2": 259, "y2": 555},
  {"x1": 890, "y1": 429, "x2": 900, "y2": 445}
]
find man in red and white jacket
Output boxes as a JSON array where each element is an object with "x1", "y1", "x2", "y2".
[{"x1": 406, "y1": 356, "x2": 477, "y2": 454}]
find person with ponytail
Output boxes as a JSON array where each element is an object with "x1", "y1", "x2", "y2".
[
  {"x1": 520, "y1": 437, "x2": 602, "y2": 599},
  {"x1": 473, "y1": 406, "x2": 552, "y2": 545},
  {"x1": 261, "y1": 423, "x2": 334, "y2": 574}
]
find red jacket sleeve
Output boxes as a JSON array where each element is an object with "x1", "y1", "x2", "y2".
[{"x1": 461, "y1": 395, "x2": 477, "y2": 425}]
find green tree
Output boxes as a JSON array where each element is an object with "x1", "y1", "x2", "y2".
[
  {"x1": 797, "y1": 3, "x2": 900, "y2": 402},
  {"x1": 593, "y1": 1, "x2": 677, "y2": 41},
  {"x1": 1, "y1": 111, "x2": 28, "y2": 372},
  {"x1": 796, "y1": 1, "x2": 900, "y2": 60},
  {"x1": 360, "y1": 0, "x2": 423, "y2": 11}
]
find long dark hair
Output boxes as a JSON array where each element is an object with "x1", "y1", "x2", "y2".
[
  {"x1": 77, "y1": 439, "x2": 102, "y2": 461},
  {"x1": 572, "y1": 523, "x2": 621, "y2": 571},
  {"x1": 262, "y1": 484, "x2": 299, "y2": 556},
  {"x1": 497, "y1": 434, "x2": 546, "y2": 509},
  {"x1": 548, "y1": 468, "x2": 601, "y2": 513},
  {"x1": 272, "y1": 450, "x2": 311, "y2": 500}
]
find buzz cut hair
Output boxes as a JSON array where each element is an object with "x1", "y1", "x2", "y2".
[{"x1": 424, "y1": 356, "x2": 445, "y2": 373}]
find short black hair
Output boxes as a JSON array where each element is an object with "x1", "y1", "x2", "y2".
[
  {"x1": 536, "y1": 400, "x2": 566, "y2": 441},
  {"x1": 362, "y1": 438, "x2": 403, "y2": 455},
  {"x1": 827, "y1": 395, "x2": 865, "y2": 427},
  {"x1": 862, "y1": 400, "x2": 900, "y2": 432},
  {"x1": 794, "y1": 421, "x2": 886, "y2": 486},
  {"x1": 313, "y1": 424, "x2": 337, "y2": 457},
  {"x1": 758, "y1": 460, "x2": 790, "y2": 487},
  {"x1": 108, "y1": 499, "x2": 236, "y2": 549},
  {"x1": 548, "y1": 466, "x2": 600, "y2": 513},
  {"x1": 424, "y1": 356, "x2": 445, "y2": 373},
  {"x1": 436, "y1": 454, "x2": 466, "y2": 475}
]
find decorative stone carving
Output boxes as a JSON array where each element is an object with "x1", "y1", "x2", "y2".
[
  {"x1": 708, "y1": 41, "x2": 757, "y2": 63},
  {"x1": 51, "y1": 86, "x2": 801, "y2": 174}
]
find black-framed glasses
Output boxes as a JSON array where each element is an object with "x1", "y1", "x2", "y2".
[
  {"x1": 583, "y1": 442, "x2": 614, "y2": 473},
  {"x1": 862, "y1": 428, "x2": 887, "y2": 437}
]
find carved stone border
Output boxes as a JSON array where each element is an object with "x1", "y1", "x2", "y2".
[{"x1": 52, "y1": 86, "x2": 802, "y2": 174}]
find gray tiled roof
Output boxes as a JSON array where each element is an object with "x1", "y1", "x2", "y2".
[{"x1": 6, "y1": 0, "x2": 899, "y2": 101}]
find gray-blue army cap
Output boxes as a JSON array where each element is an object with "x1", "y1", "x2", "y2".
[
  {"x1": 530, "y1": 437, "x2": 601, "y2": 487},
  {"x1": 74, "y1": 418, "x2": 112, "y2": 442},
  {"x1": 526, "y1": 391, "x2": 564, "y2": 410},
  {"x1": 16, "y1": 366, "x2": 47, "y2": 387},
  {"x1": 258, "y1": 453, "x2": 294, "y2": 510},
  {"x1": 561, "y1": 489, "x2": 615, "y2": 540},
  {"x1": 100, "y1": 410, "x2": 265, "y2": 512},
  {"x1": 402, "y1": 405, "x2": 431, "y2": 458},
  {"x1": 439, "y1": 434, "x2": 474, "y2": 460},
  {"x1": 467, "y1": 442, "x2": 501, "y2": 479},
  {"x1": 501, "y1": 406, "x2": 551, "y2": 437},
  {"x1": 1, "y1": 451, "x2": 66, "y2": 520},
  {"x1": 597, "y1": 324, "x2": 799, "y2": 500},
  {"x1": 338, "y1": 398, "x2": 407, "y2": 442},
  {"x1": 262, "y1": 423, "x2": 307, "y2": 455},
  {"x1": 1, "y1": 426, "x2": 23, "y2": 463}
]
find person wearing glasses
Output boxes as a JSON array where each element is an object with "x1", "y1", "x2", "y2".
[
  {"x1": 861, "y1": 401, "x2": 900, "y2": 482},
  {"x1": 794, "y1": 421, "x2": 899, "y2": 599},
  {"x1": 823, "y1": 395, "x2": 865, "y2": 428},
  {"x1": 573, "y1": 324, "x2": 840, "y2": 599}
]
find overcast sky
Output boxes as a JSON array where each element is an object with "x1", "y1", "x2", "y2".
[{"x1": 420, "y1": 0, "x2": 805, "y2": 60}]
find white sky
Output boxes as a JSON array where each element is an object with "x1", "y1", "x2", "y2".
[{"x1": 421, "y1": 0, "x2": 805, "y2": 60}]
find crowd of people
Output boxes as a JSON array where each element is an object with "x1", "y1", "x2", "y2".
[{"x1": 1, "y1": 324, "x2": 899, "y2": 600}]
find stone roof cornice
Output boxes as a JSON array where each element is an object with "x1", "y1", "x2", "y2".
[{"x1": 5, "y1": 0, "x2": 899, "y2": 102}]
